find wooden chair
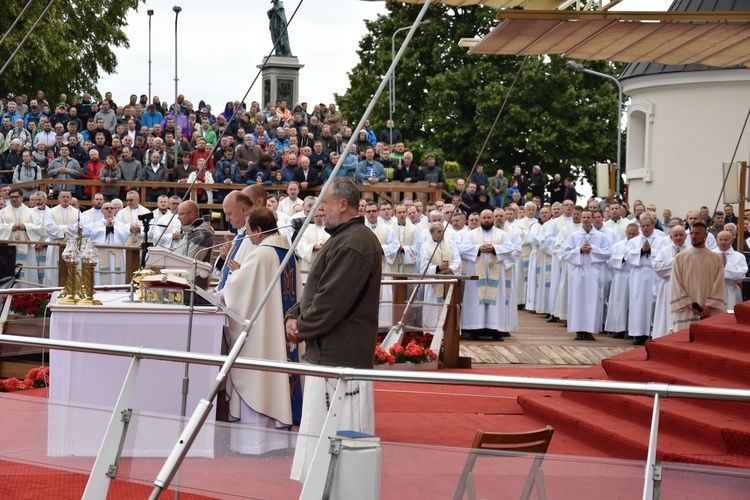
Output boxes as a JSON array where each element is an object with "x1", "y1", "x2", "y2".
[{"x1": 453, "y1": 426, "x2": 554, "y2": 500}]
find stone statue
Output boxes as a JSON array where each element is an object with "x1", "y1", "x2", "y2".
[{"x1": 268, "y1": 0, "x2": 292, "y2": 57}]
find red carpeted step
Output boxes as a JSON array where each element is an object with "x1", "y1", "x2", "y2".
[
  {"x1": 601, "y1": 356, "x2": 750, "y2": 389},
  {"x1": 688, "y1": 320, "x2": 750, "y2": 351},
  {"x1": 643, "y1": 341, "x2": 750, "y2": 385},
  {"x1": 562, "y1": 392, "x2": 750, "y2": 454},
  {"x1": 518, "y1": 393, "x2": 746, "y2": 467}
]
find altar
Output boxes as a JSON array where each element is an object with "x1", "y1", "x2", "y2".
[{"x1": 48, "y1": 292, "x2": 226, "y2": 458}]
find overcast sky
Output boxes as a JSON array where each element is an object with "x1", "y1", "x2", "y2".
[{"x1": 97, "y1": 0, "x2": 671, "y2": 111}]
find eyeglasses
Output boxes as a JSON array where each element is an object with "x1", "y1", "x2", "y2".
[
  {"x1": 102, "y1": 207, "x2": 114, "y2": 210},
  {"x1": 9, "y1": 195, "x2": 22, "y2": 199},
  {"x1": 365, "y1": 210, "x2": 378, "y2": 214}
]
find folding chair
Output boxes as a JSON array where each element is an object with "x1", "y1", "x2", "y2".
[{"x1": 453, "y1": 426, "x2": 554, "y2": 500}]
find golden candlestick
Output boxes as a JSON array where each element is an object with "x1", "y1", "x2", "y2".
[
  {"x1": 58, "y1": 260, "x2": 80, "y2": 304},
  {"x1": 78, "y1": 260, "x2": 102, "y2": 305}
]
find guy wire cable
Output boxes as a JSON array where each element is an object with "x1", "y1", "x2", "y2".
[
  {"x1": 151, "y1": 0, "x2": 306, "y2": 249},
  {"x1": 149, "y1": 2, "x2": 434, "y2": 496},
  {"x1": 711, "y1": 103, "x2": 750, "y2": 218},
  {"x1": 0, "y1": 0, "x2": 35, "y2": 47},
  {"x1": 0, "y1": 0, "x2": 56, "y2": 79}
]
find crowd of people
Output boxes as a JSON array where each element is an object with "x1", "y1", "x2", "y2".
[{"x1": 0, "y1": 90, "x2": 454, "y2": 208}]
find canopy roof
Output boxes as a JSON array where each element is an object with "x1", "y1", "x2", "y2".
[
  {"x1": 363, "y1": 0, "x2": 568, "y2": 8},
  {"x1": 467, "y1": 10, "x2": 750, "y2": 68}
]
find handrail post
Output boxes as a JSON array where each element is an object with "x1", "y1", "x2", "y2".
[
  {"x1": 83, "y1": 355, "x2": 141, "y2": 499},
  {"x1": 642, "y1": 393, "x2": 662, "y2": 500},
  {"x1": 443, "y1": 281, "x2": 464, "y2": 368}
]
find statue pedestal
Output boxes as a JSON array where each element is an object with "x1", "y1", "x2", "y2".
[{"x1": 258, "y1": 56, "x2": 304, "y2": 107}]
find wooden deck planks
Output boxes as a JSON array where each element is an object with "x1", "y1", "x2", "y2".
[{"x1": 459, "y1": 310, "x2": 637, "y2": 366}]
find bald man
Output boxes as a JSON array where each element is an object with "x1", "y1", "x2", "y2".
[
  {"x1": 173, "y1": 200, "x2": 215, "y2": 264},
  {"x1": 652, "y1": 225, "x2": 688, "y2": 339}
]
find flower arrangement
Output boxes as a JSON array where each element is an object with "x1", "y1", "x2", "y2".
[
  {"x1": 10, "y1": 293, "x2": 51, "y2": 318},
  {"x1": 374, "y1": 332, "x2": 437, "y2": 365},
  {"x1": 0, "y1": 366, "x2": 50, "y2": 393}
]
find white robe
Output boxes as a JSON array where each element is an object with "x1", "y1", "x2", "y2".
[
  {"x1": 604, "y1": 217, "x2": 630, "y2": 241},
  {"x1": 535, "y1": 218, "x2": 556, "y2": 315},
  {"x1": 459, "y1": 227, "x2": 516, "y2": 332},
  {"x1": 0, "y1": 205, "x2": 43, "y2": 286},
  {"x1": 652, "y1": 244, "x2": 686, "y2": 339},
  {"x1": 367, "y1": 220, "x2": 399, "y2": 328},
  {"x1": 148, "y1": 209, "x2": 181, "y2": 249},
  {"x1": 526, "y1": 222, "x2": 545, "y2": 311},
  {"x1": 625, "y1": 233, "x2": 668, "y2": 336},
  {"x1": 115, "y1": 205, "x2": 150, "y2": 247},
  {"x1": 295, "y1": 224, "x2": 330, "y2": 281},
  {"x1": 502, "y1": 224, "x2": 522, "y2": 332},
  {"x1": 604, "y1": 239, "x2": 632, "y2": 333},
  {"x1": 391, "y1": 220, "x2": 422, "y2": 275},
  {"x1": 686, "y1": 229, "x2": 718, "y2": 250},
  {"x1": 89, "y1": 218, "x2": 130, "y2": 285},
  {"x1": 553, "y1": 220, "x2": 581, "y2": 320},
  {"x1": 419, "y1": 236, "x2": 461, "y2": 331},
  {"x1": 278, "y1": 196, "x2": 303, "y2": 217},
  {"x1": 547, "y1": 216, "x2": 570, "y2": 315},
  {"x1": 713, "y1": 247, "x2": 748, "y2": 310},
  {"x1": 43, "y1": 205, "x2": 81, "y2": 286},
  {"x1": 30, "y1": 206, "x2": 49, "y2": 282},
  {"x1": 223, "y1": 237, "x2": 303, "y2": 455},
  {"x1": 560, "y1": 228, "x2": 612, "y2": 333},
  {"x1": 515, "y1": 216, "x2": 538, "y2": 307},
  {"x1": 81, "y1": 208, "x2": 103, "y2": 239}
]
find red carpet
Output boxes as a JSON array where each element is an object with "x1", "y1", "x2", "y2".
[{"x1": 519, "y1": 303, "x2": 750, "y2": 470}]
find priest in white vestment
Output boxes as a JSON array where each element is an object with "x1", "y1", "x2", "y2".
[
  {"x1": 278, "y1": 181, "x2": 304, "y2": 217},
  {"x1": 0, "y1": 189, "x2": 43, "y2": 286},
  {"x1": 391, "y1": 204, "x2": 422, "y2": 275},
  {"x1": 603, "y1": 202, "x2": 629, "y2": 241},
  {"x1": 222, "y1": 207, "x2": 303, "y2": 455},
  {"x1": 215, "y1": 192, "x2": 255, "y2": 291},
  {"x1": 670, "y1": 223, "x2": 726, "y2": 332},
  {"x1": 592, "y1": 210, "x2": 619, "y2": 329},
  {"x1": 499, "y1": 210, "x2": 522, "y2": 333},
  {"x1": 295, "y1": 208, "x2": 330, "y2": 281},
  {"x1": 89, "y1": 201, "x2": 130, "y2": 285},
  {"x1": 713, "y1": 230, "x2": 748, "y2": 311},
  {"x1": 30, "y1": 192, "x2": 49, "y2": 283},
  {"x1": 148, "y1": 195, "x2": 181, "y2": 249},
  {"x1": 515, "y1": 202, "x2": 539, "y2": 309},
  {"x1": 460, "y1": 209, "x2": 516, "y2": 340},
  {"x1": 685, "y1": 210, "x2": 718, "y2": 250},
  {"x1": 560, "y1": 210, "x2": 612, "y2": 340},
  {"x1": 527, "y1": 206, "x2": 550, "y2": 312},
  {"x1": 547, "y1": 202, "x2": 574, "y2": 322},
  {"x1": 605, "y1": 223, "x2": 639, "y2": 337},
  {"x1": 652, "y1": 226, "x2": 688, "y2": 339},
  {"x1": 364, "y1": 201, "x2": 399, "y2": 328},
  {"x1": 625, "y1": 214, "x2": 667, "y2": 345},
  {"x1": 553, "y1": 206, "x2": 583, "y2": 322},
  {"x1": 419, "y1": 222, "x2": 461, "y2": 331},
  {"x1": 115, "y1": 190, "x2": 150, "y2": 247},
  {"x1": 43, "y1": 190, "x2": 80, "y2": 286},
  {"x1": 81, "y1": 193, "x2": 104, "y2": 239},
  {"x1": 536, "y1": 204, "x2": 561, "y2": 317}
]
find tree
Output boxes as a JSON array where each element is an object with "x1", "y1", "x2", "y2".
[
  {"x1": 0, "y1": 0, "x2": 141, "y2": 101},
  {"x1": 336, "y1": 3, "x2": 625, "y2": 186}
]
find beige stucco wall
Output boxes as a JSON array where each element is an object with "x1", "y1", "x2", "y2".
[{"x1": 622, "y1": 68, "x2": 750, "y2": 219}]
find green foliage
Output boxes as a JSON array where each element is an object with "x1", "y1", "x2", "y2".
[
  {"x1": 0, "y1": 0, "x2": 142, "y2": 100},
  {"x1": 442, "y1": 160, "x2": 460, "y2": 173},
  {"x1": 336, "y1": 3, "x2": 625, "y2": 186}
]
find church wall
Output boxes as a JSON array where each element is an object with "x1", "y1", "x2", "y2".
[{"x1": 622, "y1": 69, "x2": 750, "y2": 219}]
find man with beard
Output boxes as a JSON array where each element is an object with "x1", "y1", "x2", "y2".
[
  {"x1": 0, "y1": 188, "x2": 43, "y2": 286},
  {"x1": 460, "y1": 209, "x2": 517, "y2": 340},
  {"x1": 671, "y1": 222, "x2": 726, "y2": 332}
]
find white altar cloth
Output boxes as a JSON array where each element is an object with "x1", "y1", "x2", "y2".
[{"x1": 48, "y1": 292, "x2": 225, "y2": 458}]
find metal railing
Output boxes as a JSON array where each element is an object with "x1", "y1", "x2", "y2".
[{"x1": 0, "y1": 332, "x2": 749, "y2": 500}]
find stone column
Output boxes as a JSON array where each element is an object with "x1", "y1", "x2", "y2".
[{"x1": 258, "y1": 56, "x2": 304, "y2": 108}]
